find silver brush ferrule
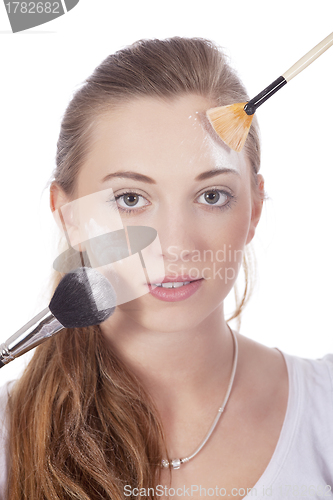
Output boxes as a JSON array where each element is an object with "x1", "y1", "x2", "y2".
[{"x1": 0, "y1": 307, "x2": 64, "y2": 366}]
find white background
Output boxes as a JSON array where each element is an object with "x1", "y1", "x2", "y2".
[{"x1": 0, "y1": 0, "x2": 332, "y2": 385}]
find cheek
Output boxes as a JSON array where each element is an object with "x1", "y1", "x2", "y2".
[
  {"x1": 192, "y1": 197, "x2": 252, "y2": 286},
  {"x1": 229, "y1": 204, "x2": 252, "y2": 249},
  {"x1": 201, "y1": 198, "x2": 252, "y2": 254}
]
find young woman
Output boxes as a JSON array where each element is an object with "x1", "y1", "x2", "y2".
[{"x1": 0, "y1": 37, "x2": 332, "y2": 500}]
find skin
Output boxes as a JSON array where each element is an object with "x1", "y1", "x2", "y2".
[{"x1": 50, "y1": 94, "x2": 288, "y2": 498}]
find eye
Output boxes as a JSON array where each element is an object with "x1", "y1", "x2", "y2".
[
  {"x1": 113, "y1": 190, "x2": 149, "y2": 214},
  {"x1": 109, "y1": 188, "x2": 236, "y2": 216},
  {"x1": 197, "y1": 189, "x2": 235, "y2": 211}
]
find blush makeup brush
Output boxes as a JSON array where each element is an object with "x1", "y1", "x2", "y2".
[
  {"x1": 0, "y1": 267, "x2": 116, "y2": 368},
  {"x1": 206, "y1": 31, "x2": 333, "y2": 152}
]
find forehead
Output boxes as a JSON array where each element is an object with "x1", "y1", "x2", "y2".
[{"x1": 81, "y1": 94, "x2": 249, "y2": 184}]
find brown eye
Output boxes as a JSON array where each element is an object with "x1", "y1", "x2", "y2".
[
  {"x1": 114, "y1": 191, "x2": 150, "y2": 214},
  {"x1": 123, "y1": 193, "x2": 139, "y2": 207},
  {"x1": 198, "y1": 190, "x2": 229, "y2": 207},
  {"x1": 204, "y1": 191, "x2": 225, "y2": 205}
]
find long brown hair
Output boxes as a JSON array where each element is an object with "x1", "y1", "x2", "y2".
[{"x1": 7, "y1": 37, "x2": 265, "y2": 499}]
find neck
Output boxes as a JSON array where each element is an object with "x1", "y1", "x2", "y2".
[{"x1": 100, "y1": 303, "x2": 235, "y2": 418}]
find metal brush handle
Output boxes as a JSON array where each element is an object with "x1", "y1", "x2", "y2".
[{"x1": 0, "y1": 308, "x2": 64, "y2": 367}]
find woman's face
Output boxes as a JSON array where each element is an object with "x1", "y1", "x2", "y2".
[{"x1": 52, "y1": 94, "x2": 264, "y2": 332}]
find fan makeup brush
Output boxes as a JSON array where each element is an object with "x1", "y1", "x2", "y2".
[{"x1": 206, "y1": 31, "x2": 333, "y2": 152}]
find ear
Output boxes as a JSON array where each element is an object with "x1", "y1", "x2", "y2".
[
  {"x1": 50, "y1": 181, "x2": 69, "y2": 214},
  {"x1": 246, "y1": 174, "x2": 265, "y2": 245},
  {"x1": 50, "y1": 182, "x2": 83, "y2": 250}
]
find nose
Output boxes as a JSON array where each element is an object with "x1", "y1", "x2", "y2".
[{"x1": 155, "y1": 208, "x2": 198, "y2": 265}]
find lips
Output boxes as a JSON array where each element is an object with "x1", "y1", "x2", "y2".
[{"x1": 148, "y1": 278, "x2": 204, "y2": 302}]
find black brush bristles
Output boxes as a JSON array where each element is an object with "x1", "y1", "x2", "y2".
[{"x1": 49, "y1": 267, "x2": 117, "y2": 328}]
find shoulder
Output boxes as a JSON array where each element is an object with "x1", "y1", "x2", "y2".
[
  {"x1": 283, "y1": 351, "x2": 333, "y2": 397},
  {"x1": 0, "y1": 380, "x2": 16, "y2": 500},
  {"x1": 317, "y1": 352, "x2": 333, "y2": 383},
  {"x1": 280, "y1": 350, "x2": 333, "y2": 420},
  {"x1": 269, "y1": 351, "x2": 333, "y2": 486},
  {"x1": 282, "y1": 351, "x2": 333, "y2": 456}
]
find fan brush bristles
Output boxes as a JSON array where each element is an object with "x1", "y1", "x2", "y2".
[{"x1": 206, "y1": 103, "x2": 254, "y2": 152}]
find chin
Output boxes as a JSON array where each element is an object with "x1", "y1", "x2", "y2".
[{"x1": 135, "y1": 299, "x2": 224, "y2": 333}]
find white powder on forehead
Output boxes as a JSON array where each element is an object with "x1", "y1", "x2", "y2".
[
  {"x1": 204, "y1": 133, "x2": 245, "y2": 172},
  {"x1": 189, "y1": 111, "x2": 246, "y2": 174}
]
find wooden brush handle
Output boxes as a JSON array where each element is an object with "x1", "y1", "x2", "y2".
[
  {"x1": 283, "y1": 32, "x2": 333, "y2": 82},
  {"x1": 244, "y1": 31, "x2": 333, "y2": 115}
]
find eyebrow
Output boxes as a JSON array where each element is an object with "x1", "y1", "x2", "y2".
[
  {"x1": 102, "y1": 168, "x2": 240, "y2": 184},
  {"x1": 195, "y1": 168, "x2": 240, "y2": 181}
]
